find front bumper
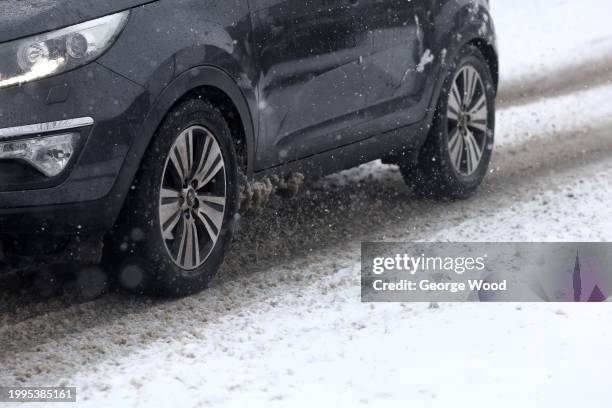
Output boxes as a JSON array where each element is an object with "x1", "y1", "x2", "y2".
[{"x1": 0, "y1": 62, "x2": 147, "y2": 235}]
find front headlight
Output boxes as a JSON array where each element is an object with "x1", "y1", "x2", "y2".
[
  {"x1": 0, "y1": 11, "x2": 129, "y2": 89},
  {"x1": 0, "y1": 133, "x2": 79, "y2": 177}
]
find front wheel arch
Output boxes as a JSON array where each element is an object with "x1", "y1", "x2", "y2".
[
  {"x1": 142, "y1": 66, "x2": 256, "y2": 179},
  {"x1": 104, "y1": 66, "x2": 255, "y2": 240}
]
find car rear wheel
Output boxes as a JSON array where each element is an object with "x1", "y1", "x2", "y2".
[
  {"x1": 401, "y1": 45, "x2": 496, "y2": 199},
  {"x1": 118, "y1": 98, "x2": 239, "y2": 297}
]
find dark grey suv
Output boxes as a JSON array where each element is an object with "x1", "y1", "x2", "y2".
[{"x1": 0, "y1": 0, "x2": 498, "y2": 296}]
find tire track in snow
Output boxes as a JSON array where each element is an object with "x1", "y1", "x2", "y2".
[{"x1": 498, "y1": 54, "x2": 612, "y2": 108}]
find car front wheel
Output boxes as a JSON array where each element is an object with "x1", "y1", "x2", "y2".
[{"x1": 118, "y1": 98, "x2": 239, "y2": 297}]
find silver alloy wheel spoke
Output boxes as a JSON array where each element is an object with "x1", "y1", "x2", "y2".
[
  {"x1": 447, "y1": 65, "x2": 488, "y2": 176},
  {"x1": 198, "y1": 194, "x2": 226, "y2": 206},
  {"x1": 193, "y1": 133, "x2": 212, "y2": 184},
  {"x1": 160, "y1": 201, "x2": 181, "y2": 226},
  {"x1": 186, "y1": 128, "x2": 194, "y2": 177},
  {"x1": 160, "y1": 188, "x2": 182, "y2": 239},
  {"x1": 159, "y1": 125, "x2": 226, "y2": 271},
  {"x1": 468, "y1": 120, "x2": 488, "y2": 133},
  {"x1": 196, "y1": 144, "x2": 223, "y2": 187},
  {"x1": 170, "y1": 148, "x2": 186, "y2": 182},
  {"x1": 463, "y1": 67, "x2": 477, "y2": 107},
  {"x1": 162, "y1": 210, "x2": 182, "y2": 240},
  {"x1": 464, "y1": 130, "x2": 482, "y2": 174},
  {"x1": 182, "y1": 215, "x2": 200, "y2": 269},
  {"x1": 178, "y1": 132, "x2": 191, "y2": 180},
  {"x1": 448, "y1": 82, "x2": 462, "y2": 121},
  {"x1": 200, "y1": 159, "x2": 224, "y2": 187},
  {"x1": 198, "y1": 203, "x2": 224, "y2": 232},
  {"x1": 193, "y1": 134, "x2": 213, "y2": 179},
  {"x1": 191, "y1": 217, "x2": 201, "y2": 268},
  {"x1": 195, "y1": 207, "x2": 220, "y2": 245},
  {"x1": 469, "y1": 95, "x2": 487, "y2": 118},
  {"x1": 176, "y1": 214, "x2": 188, "y2": 265},
  {"x1": 161, "y1": 187, "x2": 181, "y2": 199},
  {"x1": 448, "y1": 129, "x2": 464, "y2": 170}
]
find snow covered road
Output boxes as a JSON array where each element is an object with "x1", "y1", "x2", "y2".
[
  {"x1": 2, "y1": 75, "x2": 612, "y2": 406},
  {"x1": 495, "y1": 0, "x2": 612, "y2": 106},
  {"x1": 2, "y1": 1, "x2": 612, "y2": 406}
]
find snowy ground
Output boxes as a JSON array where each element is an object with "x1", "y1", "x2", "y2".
[
  {"x1": 2, "y1": 2, "x2": 612, "y2": 407},
  {"x1": 495, "y1": 0, "x2": 612, "y2": 84}
]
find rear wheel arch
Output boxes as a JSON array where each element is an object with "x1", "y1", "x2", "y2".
[{"x1": 466, "y1": 38, "x2": 499, "y2": 91}]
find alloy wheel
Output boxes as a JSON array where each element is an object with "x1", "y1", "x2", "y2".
[
  {"x1": 446, "y1": 65, "x2": 489, "y2": 176},
  {"x1": 158, "y1": 125, "x2": 226, "y2": 270}
]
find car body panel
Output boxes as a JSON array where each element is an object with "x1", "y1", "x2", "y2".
[
  {"x1": 359, "y1": 0, "x2": 427, "y2": 126},
  {"x1": 0, "y1": 62, "x2": 146, "y2": 203},
  {"x1": 97, "y1": 0, "x2": 257, "y2": 174},
  {"x1": 250, "y1": 0, "x2": 373, "y2": 167}
]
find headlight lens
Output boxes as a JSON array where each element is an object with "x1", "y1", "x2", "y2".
[
  {"x1": 0, "y1": 11, "x2": 129, "y2": 89},
  {"x1": 0, "y1": 133, "x2": 79, "y2": 177}
]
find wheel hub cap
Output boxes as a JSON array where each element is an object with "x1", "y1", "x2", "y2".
[{"x1": 185, "y1": 189, "x2": 198, "y2": 208}]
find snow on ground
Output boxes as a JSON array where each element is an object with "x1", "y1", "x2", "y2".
[
  {"x1": 429, "y1": 161, "x2": 612, "y2": 242},
  {"x1": 66, "y1": 87, "x2": 612, "y2": 407},
  {"x1": 493, "y1": 0, "x2": 612, "y2": 84},
  {"x1": 75, "y1": 301, "x2": 610, "y2": 408},
  {"x1": 496, "y1": 83, "x2": 612, "y2": 147},
  {"x1": 71, "y1": 154, "x2": 612, "y2": 407}
]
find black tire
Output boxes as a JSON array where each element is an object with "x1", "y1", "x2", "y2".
[
  {"x1": 117, "y1": 98, "x2": 239, "y2": 297},
  {"x1": 401, "y1": 45, "x2": 496, "y2": 200}
]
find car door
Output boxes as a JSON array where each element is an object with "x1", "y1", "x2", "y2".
[
  {"x1": 250, "y1": 0, "x2": 370, "y2": 168},
  {"x1": 359, "y1": 0, "x2": 429, "y2": 130}
]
